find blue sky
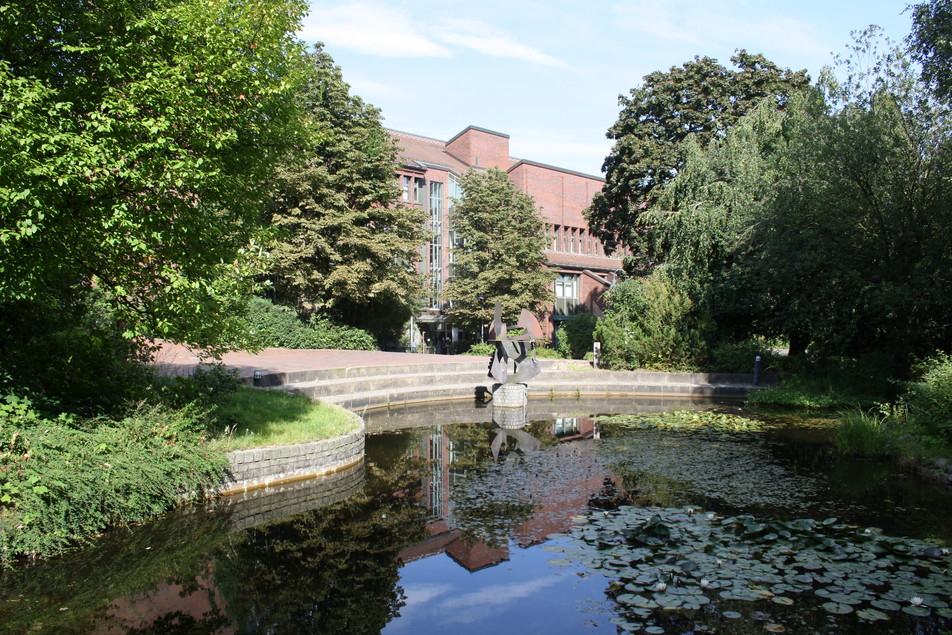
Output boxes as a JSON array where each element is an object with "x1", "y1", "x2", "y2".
[{"x1": 300, "y1": 1, "x2": 914, "y2": 176}]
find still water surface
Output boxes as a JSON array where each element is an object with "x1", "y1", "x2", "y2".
[{"x1": 1, "y1": 397, "x2": 950, "y2": 633}]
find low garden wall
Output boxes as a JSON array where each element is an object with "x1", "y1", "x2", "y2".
[{"x1": 220, "y1": 416, "x2": 365, "y2": 495}]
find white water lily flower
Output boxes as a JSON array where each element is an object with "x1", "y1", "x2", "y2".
[
  {"x1": 655, "y1": 582, "x2": 667, "y2": 592},
  {"x1": 863, "y1": 528, "x2": 873, "y2": 535},
  {"x1": 716, "y1": 559, "x2": 724, "y2": 566},
  {"x1": 910, "y1": 596, "x2": 924, "y2": 606},
  {"x1": 687, "y1": 507, "x2": 695, "y2": 515},
  {"x1": 941, "y1": 548, "x2": 950, "y2": 556},
  {"x1": 700, "y1": 579, "x2": 711, "y2": 589},
  {"x1": 706, "y1": 512, "x2": 716, "y2": 521}
]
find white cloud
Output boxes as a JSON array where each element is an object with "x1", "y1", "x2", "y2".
[
  {"x1": 301, "y1": 2, "x2": 566, "y2": 67},
  {"x1": 436, "y1": 575, "x2": 565, "y2": 624},
  {"x1": 301, "y1": 2, "x2": 452, "y2": 58},
  {"x1": 435, "y1": 18, "x2": 569, "y2": 68},
  {"x1": 613, "y1": 0, "x2": 828, "y2": 59}
]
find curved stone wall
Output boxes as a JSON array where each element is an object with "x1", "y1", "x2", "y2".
[{"x1": 220, "y1": 415, "x2": 365, "y2": 495}]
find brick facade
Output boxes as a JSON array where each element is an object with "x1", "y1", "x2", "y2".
[{"x1": 391, "y1": 125, "x2": 624, "y2": 351}]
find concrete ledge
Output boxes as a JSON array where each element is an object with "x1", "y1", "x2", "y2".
[{"x1": 219, "y1": 414, "x2": 365, "y2": 495}]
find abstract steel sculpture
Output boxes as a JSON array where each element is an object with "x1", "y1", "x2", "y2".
[{"x1": 486, "y1": 301, "x2": 544, "y2": 386}]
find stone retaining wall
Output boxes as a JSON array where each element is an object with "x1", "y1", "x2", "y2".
[
  {"x1": 217, "y1": 461, "x2": 365, "y2": 531},
  {"x1": 220, "y1": 416, "x2": 365, "y2": 495}
]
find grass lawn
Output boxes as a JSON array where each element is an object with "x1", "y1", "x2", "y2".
[{"x1": 205, "y1": 387, "x2": 360, "y2": 452}]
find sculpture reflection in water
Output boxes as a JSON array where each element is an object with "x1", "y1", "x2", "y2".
[{"x1": 485, "y1": 301, "x2": 545, "y2": 460}]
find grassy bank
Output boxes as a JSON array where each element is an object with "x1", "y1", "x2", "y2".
[
  {"x1": 0, "y1": 368, "x2": 360, "y2": 566},
  {"x1": 206, "y1": 387, "x2": 359, "y2": 451}
]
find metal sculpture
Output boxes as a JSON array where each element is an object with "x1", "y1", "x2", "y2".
[{"x1": 486, "y1": 301, "x2": 543, "y2": 386}]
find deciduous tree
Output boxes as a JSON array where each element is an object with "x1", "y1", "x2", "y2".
[
  {"x1": 444, "y1": 168, "x2": 553, "y2": 332},
  {"x1": 0, "y1": 0, "x2": 311, "y2": 349},
  {"x1": 587, "y1": 51, "x2": 808, "y2": 269}
]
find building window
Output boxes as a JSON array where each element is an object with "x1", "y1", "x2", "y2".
[
  {"x1": 554, "y1": 274, "x2": 580, "y2": 316},
  {"x1": 428, "y1": 181, "x2": 444, "y2": 308},
  {"x1": 401, "y1": 175, "x2": 411, "y2": 202},
  {"x1": 414, "y1": 177, "x2": 426, "y2": 205}
]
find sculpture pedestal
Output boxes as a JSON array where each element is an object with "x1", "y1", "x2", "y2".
[
  {"x1": 492, "y1": 382, "x2": 528, "y2": 408},
  {"x1": 492, "y1": 383, "x2": 528, "y2": 430}
]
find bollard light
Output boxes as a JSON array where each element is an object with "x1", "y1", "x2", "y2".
[
  {"x1": 253, "y1": 370, "x2": 263, "y2": 386},
  {"x1": 753, "y1": 355, "x2": 762, "y2": 386}
]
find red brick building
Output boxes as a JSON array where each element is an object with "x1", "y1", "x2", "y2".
[{"x1": 391, "y1": 125, "x2": 625, "y2": 352}]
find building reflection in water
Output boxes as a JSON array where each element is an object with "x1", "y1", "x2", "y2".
[{"x1": 397, "y1": 405, "x2": 611, "y2": 574}]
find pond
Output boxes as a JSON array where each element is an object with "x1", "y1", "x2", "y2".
[{"x1": 1, "y1": 397, "x2": 950, "y2": 634}]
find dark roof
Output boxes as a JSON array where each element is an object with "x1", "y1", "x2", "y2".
[{"x1": 390, "y1": 130, "x2": 470, "y2": 174}]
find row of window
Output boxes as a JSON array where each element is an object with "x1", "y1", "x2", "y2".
[{"x1": 546, "y1": 224, "x2": 626, "y2": 258}]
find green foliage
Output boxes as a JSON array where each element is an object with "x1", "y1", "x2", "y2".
[
  {"x1": 244, "y1": 296, "x2": 376, "y2": 350},
  {"x1": 595, "y1": 272, "x2": 708, "y2": 371},
  {"x1": 905, "y1": 353, "x2": 952, "y2": 442},
  {"x1": 834, "y1": 409, "x2": 901, "y2": 457},
  {"x1": 444, "y1": 168, "x2": 554, "y2": 331},
  {"x1": 264, "y1": 44, "x2": 426, "y2": 340},
  {"x1": 0, "y1": 398, "x2": 227, "y2": 563},
  {"x1": 706, "y1": 339, "x2": 777, "y2": 374},
  {"x1": 0, "y1": 288, "x2": 154, "y2": 417},
  {"x1": 150, "y1": 364, "x2": 241, "y2": 415},
  {"x1": 910, "y1": 0, "x2": 952, "y2": 104},
  {"x1": 556, "y1": 312, "x2": 598, "y2": 360},
  {"x1": 532, "y1": 344, "x2": 563, "y2": 359},
  {"x1": 588, "y1": 51, "x2": 809, "y2": 262},
  {"x1": 637, "y1": 29, "x2": 952, "y2": 373},
  {"x1": 464, "y1": 342, "x2": 496, "y2": 356},
  {"x1": 0, "y1": 0, "x2": 312, "y2": 349}
]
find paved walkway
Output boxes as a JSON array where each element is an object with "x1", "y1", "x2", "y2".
[{"x1": 153, "y1": 342, "x2": 482, "y2": 378}]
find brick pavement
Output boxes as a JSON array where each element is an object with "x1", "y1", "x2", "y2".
[{"x1": 153, "y1": 342, "x2": 481, "y2": 378}]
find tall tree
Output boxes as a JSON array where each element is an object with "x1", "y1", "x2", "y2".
[
  {"x1": 263, "y1": 44, "x2": 426, "y2": 340},
  {"x1": 910, "y1": 0, "x2": 952, "y2": 104},
  {"x1": 650, "y1": 29, "x2": 952, "y2": 367},
  {"x1": 0, "y1": 0, "x2": 311, "y2": 349},
  {"x1": 587, "y1": 51, "x2": 808, "y2": 269},
  {"x1": 443, "y1": 168, "x2": 553, "y2": 332}
]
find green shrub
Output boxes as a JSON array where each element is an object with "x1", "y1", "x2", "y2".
[
  {"x1": 594, "y1": 272, "x2": 708, "y2": 371},
  {"x1": 464, "y1": 342, "x2": 496, "y2": 356},
  {"x1": 905, "y1": 353, "x2": 952, "y2": 442},
  {"x1": 707, "y1": 339, "x2": 778, "y2": 374},
  {"x1": 555, "y1": 313, "x2": 598, "y2": 359},
  {"x1": 0, "y1": 288, "x2": 154, "y2": 417},
  {"x1": 0, "y1": 397, "x2": 227, "y2": 563},
  {"x1": 532, "y1": 345, "x2": 563, "y2": 359},
  {"x1": 244, "y1": 297, "x2": 376, "y2": 350}
]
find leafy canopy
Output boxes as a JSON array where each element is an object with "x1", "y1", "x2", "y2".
[
  {"x1": 587, "y1": 51, "x2": 809, "y2": 268},
  {"x1": 444, "y1": 168, "x2": 553, "y2": 331},
  {"x1": 0, "y1": 0, "x2": 311, "y2": 349}
]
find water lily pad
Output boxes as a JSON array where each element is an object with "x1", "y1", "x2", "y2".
[
  {"x1": 645, "y1": 627, "x2": 665, "y2": 635},
  {"x1": 765, "y1": 625, "x2": 786, "y2": 633},
  {"x1": 547, "y1": 558, "x2": 572, "y2": 567},
  {"x1": 870, "y1": 599, "x2": 901, "y2": 611},
  {"x1": 722, "y1": 611, "x2": 742, "y2": 619},
  {"x1": 821, "y1": 602, "x2": 853, "y2": 615},
  {"x1": 856, "y1": 608, "x2": 890, "y2": 621},
  {"x1": 771, "y1": 596, "x2": 794, "y2": 606},
  {"x1": 901, "y1": 605, "x2": 931, "y2": 617}
]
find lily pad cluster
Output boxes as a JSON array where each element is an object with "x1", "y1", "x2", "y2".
[
  {"x1": 545, "y1": 506, "x2": 952, "y2": 633},
  {"x1": 597, "y1": 411, "x2": 767, "y2": 434}
]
